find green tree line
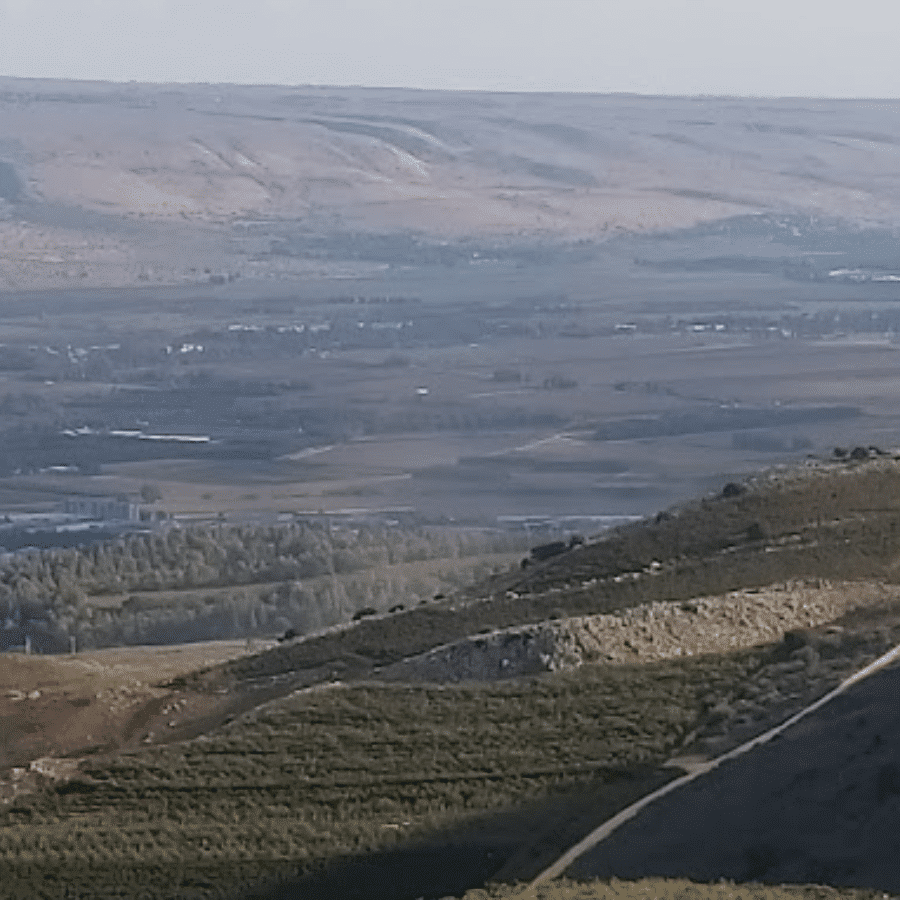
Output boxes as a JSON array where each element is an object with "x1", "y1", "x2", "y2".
[{"x1": 0, "y1": 523, "x2": 526, "y2": 650}]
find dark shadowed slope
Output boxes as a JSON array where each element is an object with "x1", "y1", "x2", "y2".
[{"x1": 568, "y1": 661, "x2": 900, "y2": 891}]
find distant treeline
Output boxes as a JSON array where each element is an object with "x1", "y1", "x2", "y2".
[
  {"x1": 0, "y1": 527, "x2": 125, "y2": 553},
  {"x1": 0, "y1": 424, "x2": 235, "y2": 476},
  {"x1": 0, "y1": 523, "x2": 526, "y2": 652}
]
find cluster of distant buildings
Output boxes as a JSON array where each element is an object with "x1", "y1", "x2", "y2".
[
  {"x1": 62, "y1": 495, "x2": 173, "y2": 525},
  {"x1": 63, "y1": 496, "x2": 142, "y2": 521}
]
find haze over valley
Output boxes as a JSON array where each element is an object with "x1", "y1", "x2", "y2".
[
  {"x1": 2, "y1": 82, "x2": 900, "y2": 533},
  {"x1": 4, "y1": 76, "x2": 900, "y2": 900},
  {"x1": 3, "y1": 82, "x2": 900, "y2": 287}
]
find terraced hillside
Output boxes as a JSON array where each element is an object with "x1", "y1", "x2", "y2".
[
  {"x1": 4, "y1": 456, "x2": 900, "y2": 899},
  {"x1": 184, "y1": 454, "x2": 900, "y2": 694}
]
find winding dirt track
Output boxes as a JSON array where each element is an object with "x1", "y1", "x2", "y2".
[{"x1": 528, "y1": 650, "x2": 900, "y2": 893}]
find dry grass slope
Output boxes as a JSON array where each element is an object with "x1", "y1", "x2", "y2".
[
  {"x1": 193, "y1": 458, "x2": 900, "y2": 695},
  {"x1": 3, "y1": 614, "x2": 900, "y2": 898}
]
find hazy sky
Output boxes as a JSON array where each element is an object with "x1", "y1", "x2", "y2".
[{"x1": 1, "y1": 0, "x2": 898, "y2": 97}]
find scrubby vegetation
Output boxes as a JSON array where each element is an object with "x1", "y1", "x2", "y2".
[
  {"x1": 4, "y1": 611, "x2": 897, "y2": 900},
  {"x1": 0, "y1": 649, "x2": 766, "y2": 899},
  {"x1": 5, "y1": 459, "x2": 900, "y2": 898},
  {"x1": 515, "y1": 458, "x2": 900, "y2": 597},
  {"x1": 464, "y1": 878, "x2": 892, "y2": 899},
  {"x1": 195, "y1": 458, "x2": 900, "y2": 692}
]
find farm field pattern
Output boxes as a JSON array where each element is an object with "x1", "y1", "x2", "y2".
[
  {"x1": 0, "y1": 84, "x2": 900, "y2": 527},
  {"x1": 2, "y1": 80, "x2": 900, "y2": 899}
]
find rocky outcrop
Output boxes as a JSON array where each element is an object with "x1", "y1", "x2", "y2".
[{"x1": 376, "y1": 581, "x2": 896, "y2": 683}]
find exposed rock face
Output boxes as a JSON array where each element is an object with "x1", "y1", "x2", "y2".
[{"x1": 377, "y1": 581, "x2": 896, "y2": 683}]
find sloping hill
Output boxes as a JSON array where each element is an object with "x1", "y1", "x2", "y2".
[
  {"x1": 180, "y1": 455, "x2": 900, "y2": 699},
  {"x1": 375, "y1": 581, "x2": 896, "y2": 683},
  {"x1": 3, "y1": 80, "x2": 900, "y2": 288},
  {"x1": 5, "y1": 456, "x2": 900, "y2": 898},
  {"x1": 565, "y1": 661, "x2": 900, "y2": 891}
]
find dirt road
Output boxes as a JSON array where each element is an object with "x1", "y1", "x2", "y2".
[{"x1": 564, "y1": 661, "x2": 900, "y2": 891}]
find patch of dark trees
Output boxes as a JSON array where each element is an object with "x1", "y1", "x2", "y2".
[
  {"x1": 521, "y1": 535, "x2": 585, "y2": 568},
  {"x1": 0, "y1": 425, "x2": 275, "y2": 477},
  {"x1": 0, "y1": 526, "x2": 125, "y2": 553}
]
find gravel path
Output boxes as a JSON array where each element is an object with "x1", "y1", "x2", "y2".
[{"x1": 565, "y1": 660, "x2": 900, "y2": 892}]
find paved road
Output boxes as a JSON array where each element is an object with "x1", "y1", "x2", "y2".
[{"x1": 564, "y1": 661, "x2": 900, "y2": 891}]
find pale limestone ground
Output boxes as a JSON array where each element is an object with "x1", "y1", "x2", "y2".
[{"x1": 378, "y1": 581, "x2": 895, "y2": 682}]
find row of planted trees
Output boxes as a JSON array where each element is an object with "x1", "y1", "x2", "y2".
[{"x1": 0, "y1": 522, "x2": 526, "y2": 650}]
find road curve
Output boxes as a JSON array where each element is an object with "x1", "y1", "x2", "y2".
[{"x1": 515, "y1": 642, "x2": 900, "y2": 896}]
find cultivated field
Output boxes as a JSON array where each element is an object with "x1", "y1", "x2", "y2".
[
  {"x1": 4, "y1": 82, "x2": 900, "y2": 899},
  {"x1": 3, "y1": 85, "x2": 900, "y2": 531},
  {"x1": 2, "y1": 592, "x2": 898, "y2": 898},
  {"x1": 2, "y1": 460, "x2": 900, "y2": 897}
]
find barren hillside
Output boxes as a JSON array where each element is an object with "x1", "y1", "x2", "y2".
[{"x1": 3, "y1": 80, "x2": 900, "y2": 288}]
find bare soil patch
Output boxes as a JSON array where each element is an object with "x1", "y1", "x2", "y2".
[{"x1": 0, "y1": 639, "x2": 276, "y2": 773}]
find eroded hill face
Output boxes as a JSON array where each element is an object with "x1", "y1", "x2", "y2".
[{"x1": 2, "y1": 81, "x2": 900, "y2": 288}]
